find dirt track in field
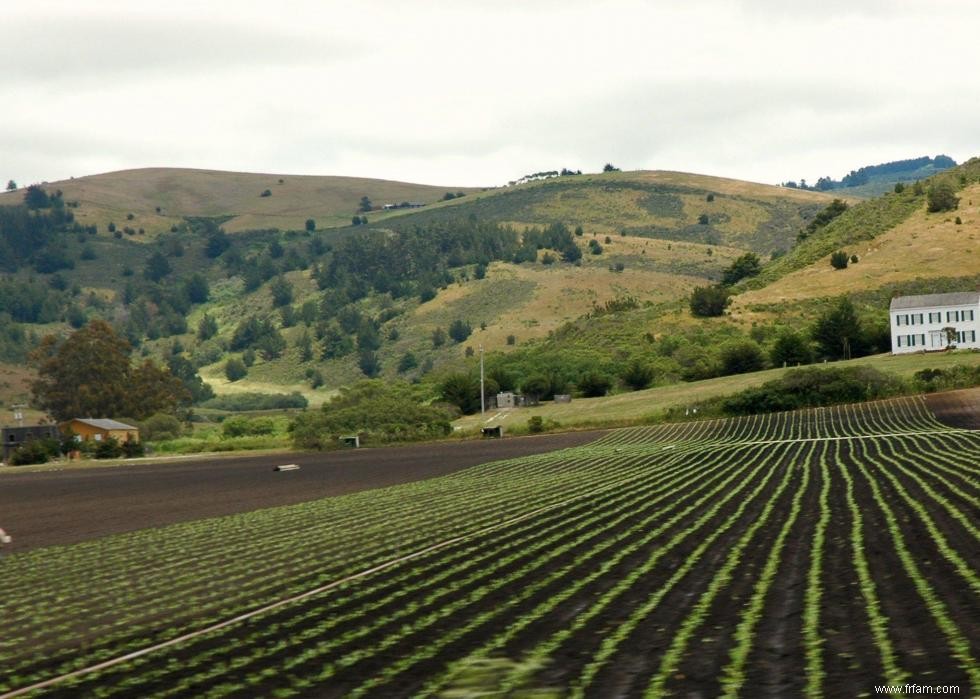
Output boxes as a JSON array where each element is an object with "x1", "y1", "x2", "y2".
[
  {"x1": 0, "y1": 432, "x2": 602, "y2": 552},
  {"x1": 925, "y1": 386, "x2": 980, "y2": 429}
]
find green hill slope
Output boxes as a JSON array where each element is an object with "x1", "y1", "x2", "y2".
[{"x1": 1, "y1": 163, "x2": 960, "y2": 414}]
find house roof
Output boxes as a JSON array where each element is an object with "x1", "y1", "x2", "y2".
[
  {"x1": 890, "y1": 291, "x2": 980, "y2": 311},
  {"x1": 69, "y1": 418, "x2": 138, "y2": 431}
]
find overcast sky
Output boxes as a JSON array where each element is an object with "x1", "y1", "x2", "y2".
[{"x1": 3, "y1": 0, "x2": 978, "y2": 188}]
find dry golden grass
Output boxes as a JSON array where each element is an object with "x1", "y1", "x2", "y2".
[
  {"x1": 0, "y1": 168, "x2": 482, "y2": 236},
  {"x1": 410, "y1": 234, "x2": 740, "y2": 352},
  {"x1": 735, "y1": 183, "x2": 980, "y2": 315}
]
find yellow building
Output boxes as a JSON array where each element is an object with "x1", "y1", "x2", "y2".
[{"x1": 62, "y1": 418, "x2": 140, "y2": 444}]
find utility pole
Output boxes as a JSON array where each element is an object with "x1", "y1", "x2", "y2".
[{"x1": 479, "y1": 344, "x2": 485, "y2": 416}]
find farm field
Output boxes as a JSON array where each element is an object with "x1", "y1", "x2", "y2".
[{"x1": 1, "y1": 396, "x2": 977, "y2": 697}]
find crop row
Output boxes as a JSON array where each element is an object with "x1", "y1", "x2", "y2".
[
  {"x1": 2, "y1": 398, "x2": 977, "y2": 697},
  {"x1": 597, "y1": 395, "x2": 955, "y2": 447}
]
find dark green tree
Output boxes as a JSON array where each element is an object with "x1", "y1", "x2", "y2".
[
  {"x1": 397, "y1": 352, "x2": 418, "y2": 373},
  {"x1": 359, "y1": 349, "x2": 380, "y2": 377},
  {"x1": 769, "y1": 329, "x2": 813, "y2": 367},
  {"x1": 448, "y1": 319, "x2": 472, "y2": 343},
  {"x1": 926, "y1": 181, "x2": 959, "y2": 212},
  {"x1": 269, "y1": 276, "x2": 293, "y2": 307},
  {"x1": 184, "y1": 274, "x2": 210, "y2": 304},
  {"x1": 620, "y1": 359, "x2": 655, "y2": 390},
  {"x1": 812, "y1": 297, "x2": 865, "y2": 360},
  {"x1": 432, "y1": 326, "x2": 447, "y2": 348},
  {"x1": 225, "y1": 358, "x2": 247, "y2": 381},
  {"x1": 5, "y1": 180, "x2": 15, "y2": 191},
  {"x1": 719, "y1": 340, "x2": 766, "y2": 375},
  {"x1": 721, "y1": 253, "x2": 762, "y2": 286},
  {"x1": 197, "y1": 314, "x2": 218, "y2": 341},
  {"x1": 144, "y1": 251, "x2": 172, "y2": 282},
  {"x1": 305, "y1": 218, "x2": 316, "y2": 232},
  {"x1": 689, "y1": 285, "x2": 730, "y2": 317},
  {"x1": 578, "y1": 372, "x2": 612, "y2": 397},
  {"x1": 24, "y1": 185, "x2": 50, "y2": 209},
  {"x1": 358, "y1": 195, "x2": 373, "y2": 213},
  {"x1": 31, "y1": 320, "x2": 188, "y2": 420},
  {"x1": 830, "y1": 251, "x2": 850, "y2": 270}
]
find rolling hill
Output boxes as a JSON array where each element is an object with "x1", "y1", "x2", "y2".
[
  {"x1": 1, "y1": 162, "x2": 975, "y2": 414},
  {"x1": 0, "y1": 168, "x2": 485, "y2": 235}
]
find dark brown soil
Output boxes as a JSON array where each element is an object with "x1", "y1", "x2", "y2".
[
  {"x1": 0, "y1": 431, "x2": 603, "y2": 552},
  {"x1": 925, "y1": 386, "x2": 980, "y2": 429}
]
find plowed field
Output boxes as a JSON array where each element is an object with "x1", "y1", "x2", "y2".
[{"x1": 1, "y1": 395, "x2": 976, "y2": 698}]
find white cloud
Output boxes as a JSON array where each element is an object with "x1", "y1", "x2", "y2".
[{"x1": 1, "y1": 1, "x2": 978, "y2": 187}]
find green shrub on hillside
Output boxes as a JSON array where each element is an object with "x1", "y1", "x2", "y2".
[
  {"x1": 926, "y1": 181, "x2": 959, "y2": 212},
  {"x1": 689, "y1": 284, "x2": 730, "y2": 317},
  {"x1": 721, "y1": 366, "x2": 904, "y2": 415},
  {"x1": 830, "y1": 250, "x2": 850, "y2": 269},
  {"x1": 291, "y1": 380, "x2": 453, "y2": 448},
  {"x1": 201, "y1": 392, "x2": 308, "y2": 411}
]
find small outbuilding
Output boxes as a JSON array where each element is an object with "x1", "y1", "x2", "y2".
[
  {"x1": 62, "y1": 418, "x2": 140, "y2": 445},
  {"x1": 1, "y1": 425, "x2": 60, "y2": 463}
]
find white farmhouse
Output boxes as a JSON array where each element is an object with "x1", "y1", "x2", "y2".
[{"x1": 889, "y1": 291, "x2": 979, "y2": 354}]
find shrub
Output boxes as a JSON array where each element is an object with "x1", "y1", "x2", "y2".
[
  {"x1": 142, "y1": 413, "x2": 184, "y2": 441},
  {"x1": 225, "y1": 358, "x2": 247, "y2": 381},
  {"x1": 621, "y1": 359, "x2": 655, "y2": 390},
  {"x1": 222, "y1": 416, "x2": 276, "y2": 438},
  {"x1": 721, "y1": 253, "x2": 761, "y2": 286},
  {"x1": 698, "y1": 213, "x2": 709, "y2": 225},
  {"x1": 830, "y1": 250, "x2": 849, "y2": 269},
  {"x1": 506, "y1": 334, "x2": 516, "y2": 345},
  {"x1": 769, "y1": 329, "x2": 813, "y2": 367},
  {"x1": 292, "y1": 380, "x2": 453, "y2": 448},
  {"x1": 722, "y1": 366, "x2": 904, "y2": 415},
  {"x1": 926, "y1": 181, "x2": 959, "y2": 212},
  {"x1": 201, "y1": 392, "x2": 308, "y2": 411},
  {"x1": 578, "y1": 372, "x2": 612, "y2": 397},
  {"x1": 260, "y1": 189, "x2": 272, "y2": 197},
  {"x1": 8, "y1": 438, "x2": 59, "y2": 465},
  {"x1": 448, "y1": 319, "x2": 472, "y2": 343},
  {"x1": 689, "y1": 285, "x2": 730, "y2": 317},
  {"x1": 95, "y1": 436, "x2": 124, "y2": 459},
  {"x1": 527, "y1": 416, "x2": 544, "y2": 433},
  {"x1": 719, "y1": 340, "x2": 766, "y2": 376}
]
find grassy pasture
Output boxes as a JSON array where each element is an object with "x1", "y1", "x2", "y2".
[
  {"x1": 0, "y1": 168, "x2": 483, "y2": 236},
  {"x1": 453, "y1": 350, "x2": 980, "y2": 433}
]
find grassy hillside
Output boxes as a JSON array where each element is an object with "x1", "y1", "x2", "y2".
[
  {"x1": 385, "y1": 170, "x2": 839, "y2": 255},
  {"x1": 4, "y1": 162, "x2": 976, "y2": 422},
  {"x1": 737, "y1": 184, "x2": 980, "y2": 314},
  {"x1": 0, "y1": 168, "x2": 484, "y2": 235}
]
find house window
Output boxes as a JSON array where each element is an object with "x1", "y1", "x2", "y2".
[
  {"x1": 897, "y1": 336, "x2": 903, "y2": 347},
  {"x1": 895, "y1": 315, "x2": 903, "y2": 326},
  {"x1": 928, "y1": 312, "x2": 940, "y2": 323},
  {"x1": 967, "y1": 310, "x2": 976, "y2": 321},
  {"x1": 93, "y1": 434, "x2": 102, "y2": 441}
]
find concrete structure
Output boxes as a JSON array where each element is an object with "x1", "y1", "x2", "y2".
[
  {"x1": 553, "y1": 394, "x2": 572, "y2": 404},
  {"x1": 496, "y1": 392, "x2": 518, "y2": 409},
  {"x1": 62, "y1": 418, "x2": 140, "y2": 444},
  {"x1": 481, "y1": 426, "x2": 504, "y2": 438},
  {"x1": 1, "y1": 425, "x2": 60, "y2": 463},
  {"x1": 890, "y1": 292, "x2": 980, "y2": 354}
]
